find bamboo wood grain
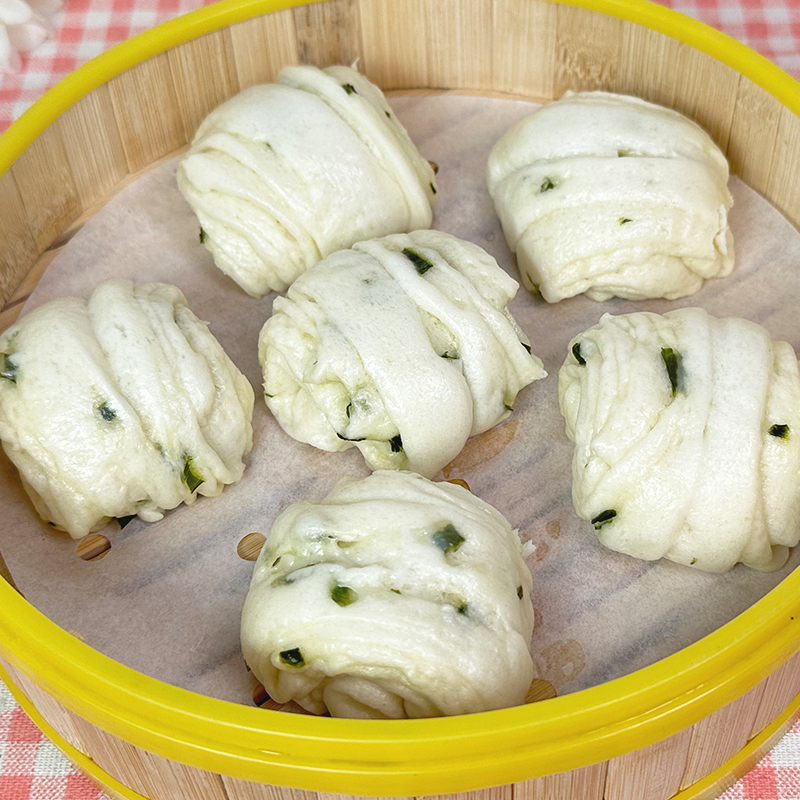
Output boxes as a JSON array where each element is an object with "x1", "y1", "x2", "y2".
[
  {"x1": 680, "y1": 682, "x2": 766, "y2": 789},
  {"x1": 358, "y1": 0, "x2": 429, "y2": 89},
  {"x1": 1, "y1": 658, "x2": 88, "y2": 754},
  {"x1": 57, "y1": 85, "x2": 129, "y2": 211},
  {"x1": 491, "y1": 0, "x2": 556, "y2": 101},
  {"x1": 168, "y1": 29, "x2": 241, "y2": 143},
  {"x1": 317, "y1": 796, "x2": 411, "y2": 800},
  {"x1": 766, "y1": 105, "x2": 800, "y2": 225},
  {"x1": 108, "y1": 53, "x2": 186, "y2": 173},
  {"x1": 0, "y1": 145, "x2": 187, "y2": 336},
  {"x1": 604, "y1": 727, "x2": 693, "y2": 800},
  {"x1": 221, "y1": 778, "x2": 317, "y2": 800},
  {"x1": 0, "y1": 170, "x2": 39, "y2": 305},
  {"x1": 671, "y1": 45, "x2": 741, "y2": 153},
  {"x1": 554, "y1": 3, "x2": 622, "y2": 95},
  {"x1": 10, "y1": 125, "x2": 80, "y2": 254},
  {"x1": 67, "y1": 710, "x2": 231, "y2": 800},
  {"x1": 423, "y1": 788, "x2": 511, "y2": 800},
  {"x1": 293, "y1": 0, "x2": 364, "y2": 69},
  {"x1": 4, "y1": 248, "x2": 58, "y2": 310},
  {"x1": 726, "y1": 77, "x2": 782, "y2": 195},
  {"x1": 616, "y1": 23, "x2": 680, "y2": 109},
  {"x1": 513, "y1": 762, "x2": 608, "y2": 800},
  {"x1": 228, "y1": 9, "x2": 300, "y2": 90},
  {"x1": 420, "y1": 0, "x2": 494, "y2": 91},
  {"x1": 750, "y1": 650, "x2": 800, "y2": 737}
]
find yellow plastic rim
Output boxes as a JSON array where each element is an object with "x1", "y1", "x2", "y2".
[
  {"x1": 1, "y1": 0, "x2": 800, "y2": 796},
  {"x1": 4, "y1": 654, "x2": 799, "y2": 800}
]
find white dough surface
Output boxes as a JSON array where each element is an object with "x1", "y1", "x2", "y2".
[
  {"x1": 241, "y1": 471, "x2": 534, "y2": 718},
  {"x1": 1, "y1": 94, "x2": 800, "y2": 704}
]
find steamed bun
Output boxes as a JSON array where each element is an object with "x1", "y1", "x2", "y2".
[
  {"x1": 241, "y1": 470, "x2": 535, "y2": 718},
  {"x1": 0, "y1": 280, "x2": 254, "y2": 538},
  {"x1": 178, "y1": 65, "x2": 437, "y2": 297},
  {"x1": 558, "y1": 308, "x2": 800, "y2": 572},
  {"x1": 488, "y1": 91, "x2": 734, "y2": 303},
  {"x1": 259, "y1": 230, "x2": 545, "y2": 478}
]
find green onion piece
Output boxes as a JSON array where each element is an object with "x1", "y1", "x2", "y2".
[
  {"x1": 540, "y1": 177, "x2": 556, "y2": 192},
  {"x1": 504, "y1": 403, "x2": 513, "y2": 412},
  {"x1": 116, "y1": 515, "x2": 135, "y2": 529},
  {"x1": 331, "y1": 584, "x2": 357, "y2": 607},
  {"x1": 618, "y1": 217, "x2": 633, "y2": 225},
  {"x1": 342, "y1": 83, "x2": 357, "y2": 95},
  {"x1": 432, "y1": 523, "x2": 465, "y2": 554},
  {"x1": 769, "y1": 424, "x2": 790, "y2": 439},
  {"x1": 661, "y1": 348, "x2": 680, "y2": 396},
  {"x1": 517, "y1": 585, "x2": 524, "y2": 599},
  {"x1": 182, "y1": 455, "x2": 204, "y2": 493},
  {"x1": 389, "y1": 434, "x2": 403, "y2": 453},
  {"x1": 690, "y1": 557, "x2": 698, "y2": 565},
  {"x1": 402, "y1": 248, "x2": 434, "y2": 275},
  {"x1": 391, "y1": 588, "x2": 401, "y2": 594},
  {"x1": 345, "y1": 402, "x2": 352, "y2": 419},
  {"x1": 521, "y1": 342, "x2": 532, "y2": 354},
  {"x1": 1, "y1": 353, "x2": 18, "y2": 382},
  {"x1": 440, "y1": 350, "x2": 458, "y2": 360},
  {"x1": 430, "y1": 182, "x2": 437, "y2": 195},
  {"x1": 337, "y1": 432, "x2": 366, "y2": 442},
  {"x1": 572, "y1": 342, "x2": 586, "y2": 365},
  {"x1": 591, "y1": 509, "x2": 617, "y2": 529},
  {"x1": 272, "y1": 556, "x2": 282, "y2": 567},
  {"x1": 97, "y1": 401, "x2": 116, "y2": 422},
  {"x1": 279, "y1": 648, "x2": 305, "y2": 667},
  {"x1": 457, "y1": 601, "x2": 469, "y2": 615},
  {"x1": 199, "y1": 228, "x2": 206, "y2": 244},
  {"x1": 385, "y1": 110, "x2": 391, "y2": 118}
]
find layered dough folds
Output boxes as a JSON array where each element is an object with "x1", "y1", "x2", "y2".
[
  {"x1": 487, "y1": 91, "x2": 734, "y2": 302},
  {"x1": 0, "y1": 280, "x2": 254, "y2": 538},
  {"x1": 259, "y1": 230, "x2": 545, "y2": 478},
  {"x1": 240, "y1": 470, "x2": 535, "y2": 718},
  {"x1": 178, "y1": 65, "x2": 437, "y2": 297},
  {"x1": 558, "y1": 308, "x2": 800, "y2": 572}
]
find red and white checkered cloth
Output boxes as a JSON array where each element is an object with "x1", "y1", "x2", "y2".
[{"x1": 2, "y1": 1, "x2": 800, "y2": 798}]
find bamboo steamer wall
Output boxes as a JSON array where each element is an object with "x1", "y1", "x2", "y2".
[{"x1": 1, "y1": 1, "x2": 800, "y2": 800}]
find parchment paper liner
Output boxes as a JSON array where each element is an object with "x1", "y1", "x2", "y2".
[{"x1": 2, "y1": 94, "x2": 799, "y2": 705}]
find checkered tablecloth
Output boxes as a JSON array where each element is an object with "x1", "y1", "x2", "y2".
[{"x1": 2, "y1": 1, "x2": 800, "y2": 799}]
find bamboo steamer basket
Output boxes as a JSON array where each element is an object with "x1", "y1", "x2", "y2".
[{"x1": 1, "y1": 0, "x2": 800, "y2": 798}]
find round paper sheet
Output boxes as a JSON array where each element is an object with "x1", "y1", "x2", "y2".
[{"x1": 1, "y1": 93, "x2": 799, "y2": 704}]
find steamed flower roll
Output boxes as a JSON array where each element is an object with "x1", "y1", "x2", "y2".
[
  {"x1": 240, "y1": 470, "x2": 535, "y2": 718},
  {"x1": 487, "y1": 91, "x2": 734, "y2": 302},
  {"x1": 558, "y1": 308, "x2": 800, "y2": 572},
  {"x1": 178, "y1": 64, "x2": 437, "y2": 297},
  {"x1": 0, "y1": 280, "x2": 254, "y2": 538},
  {"x1": 259, "y1": 230, "x2": 545, "y2": 478}
]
